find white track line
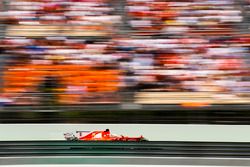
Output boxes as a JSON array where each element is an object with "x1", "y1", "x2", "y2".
[{"x1": 0, "y1": 165, "x2": 248, "y2": 167}]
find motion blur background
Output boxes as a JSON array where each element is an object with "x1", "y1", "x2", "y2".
[{"x1": 0, "y1": 0, "x2": 249, "y2": 124}]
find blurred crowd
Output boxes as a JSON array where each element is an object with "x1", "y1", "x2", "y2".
[
  {"x1": 0, "y1": 0, "x2": 249, "y2": 105},
  {"x1": 124, "y1": 0, "x2": 249, "y2": 94},
  {"x1": 0, "y1": 0, "x2": 123, "y2": 105},
  {"x1": 2, "y1": 0, "x2": 121, "y2": 37}
]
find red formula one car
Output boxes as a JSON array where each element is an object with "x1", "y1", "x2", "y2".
[{"x1": 64, "y1": 129, "x2": 147, "y2": 141}]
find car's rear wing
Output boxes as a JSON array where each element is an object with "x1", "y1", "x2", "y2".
[{"x1": 76, "y1": 131, "x2": 91, "y2": 133}]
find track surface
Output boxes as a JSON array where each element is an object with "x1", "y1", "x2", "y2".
[{"x1": 2, "y1": 141, "x2": 250, "y2": 158}]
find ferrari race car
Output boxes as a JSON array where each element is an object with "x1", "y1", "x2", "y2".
[{"x1": 64, "y1": 129, "x2": 147, "y2": 141}]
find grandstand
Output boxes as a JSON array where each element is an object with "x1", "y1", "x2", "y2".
[{"x1": 0, "y1": 0, "x2": 249, "y2": 123}]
